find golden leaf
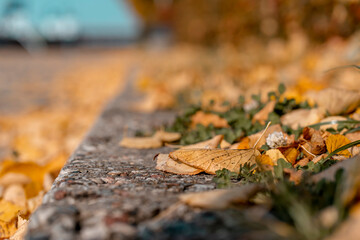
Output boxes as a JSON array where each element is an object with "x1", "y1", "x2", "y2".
[
  {"x1": 155, "y1": 154, "x2": 202, "y2": 175},
  {"x1": 237, "y1": 137, "x2": 250, "y2": 150},
  {"x1": 283, "y1": 148, "x2": 299, "y2": 165},
  {"x1": 169, "y1": 148, "x2": 260, "y2": 174},
  {"x1": 325, "y1": 134, "x2": 352, "y2": 157},
  {"x1": 256, "y1": 154, "x2": 274, "y2": 166},
  {"x1": 264, "y1": 149, "x2": 287, "y2": 165},
  {"x1": 190, "y1": 111, "x2": 229, "y2": 128},
  {"x1": 179, "y1": 184, "x2": 263, "y2": 209},
  {"x1": 0, "y1": 200, "x2": 21, "y2": 223},
  {"x1": 0, "y1": 219, "x2": 17, "y2": 239}
]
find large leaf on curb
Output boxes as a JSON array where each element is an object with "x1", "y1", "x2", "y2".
[
  {"x1": 179, "y1": 184, "x2": 263, "y2": 209},
  {"x1": 169, "y1": 148, "x2": 260, "y2": 174},
  {"x1": 155, "y1": 154, "x2": 202, "y2": 175}
]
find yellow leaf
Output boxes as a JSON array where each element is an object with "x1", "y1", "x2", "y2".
[
  {"x1": 264, "y1": 149, "x2": 287, "y2": 165},
  {"x1": 256, "y1": 154, "x2": 274, "y2": 166},
  {"x1": 283, "y1": 148, "x2": 299, "y2": 165},
  {"x1": 0, "y1": 219, "x2": 17, "y2": 239},
  {"x1": 326, "y1": 134, "x2": 352, "y2": 157},
  {"x1": 0, "y1": 200, "x2": 21, "y2": 223}
]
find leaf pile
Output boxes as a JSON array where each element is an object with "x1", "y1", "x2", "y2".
[
  {"x1": 119, "y1": 83, "x2": 360, "y2": 239},
  {"x1": 0, "y1": 52, "x2": 130, "y2": 239}
]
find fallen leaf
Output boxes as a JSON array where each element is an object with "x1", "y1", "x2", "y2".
[
  {"x1": 3, "y1": 185, "x2": 26, "y2": 208},
  {"x1": 155, "y1": 154, "x2": 202, "y2": 175},
  {"x1": 181, "y1": 135, "x2": 224, "y2": 149},
  {"x1": 309, "y1": 88, "x2": 360, "y2": 115},
  {"x1": 0, "y1": 200, "x2": 21, "y2": 223},
  {"x1": 281, "y1": 108, "x2": 324, "y2": 129},
  {"x1": 190, "y1": 111, "x2": 229, "y2": 128},
  {"x1": 119, "y1": 136, "x2": 163, "y2": 149},
  {"x1": 264, "y1": 149, "x2": 288, "y2": 165},
  {"x1": 252, "y1": 100, "x2": 276, "y2": 124},
  {"x1": 153, "y1": 130, "x2": 181, "y2": 142},
  {"x1": 220, "y1": 139, "x2": 231, "y2": 149},
  {"x1": 294, "y1": 157, "x2": 310, "y2": 167},
  {"x1": 256, "y1": 154, "x2": 274, "y2": 166},
  {"x1": 346, "y1": 131, "x2": 360, "y2": 142},
  {"x1": 236, "y1": 137, "x2": 250, "y2": 150},
  {"x1": 169, "y1": 148, "x2": 260, "y2": 174},
  {"x1": 283, "y1": 148, "x2": 299, "y2": 165},
  {"x1": 0, "y1": 173, "x2": 31, "y2": 187},
  {"x1": 10, "y1": 216, "x2": 28, "y2": 240},
  {"x1": 319, "y1": 116, "x2": 348, "y2": 131},
  {"x1": 26, "y1": 191, "x2": 44, "y2": 213},
  {"x1": 155, "y1": 135, "x2": 224, "y2": 175},
  {"x1": 179, "y1": 184, "x2": 263, "y2": 209},
  {"x1": 326, "y1": 134, "x2": 352, "y2": 157},
  {"x1": 311, "y1": 154, "x2": 360, "y2": 183},
  {"x1": 283, "y1": 168, "x2": 303, "y2": 184}
]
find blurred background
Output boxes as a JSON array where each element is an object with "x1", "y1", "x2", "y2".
[{"x1": 0, "y1": 0, "x2": 359, "y2": 238}]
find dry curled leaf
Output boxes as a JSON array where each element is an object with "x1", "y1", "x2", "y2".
[
  {"x1": 252, "y1": 100, "x2": 276, "y2": 124},
  {"x1": 190, "y1": 111, "x2": 229, "y2": 128},
  {"x1": 309, "y1": 88, "x2": 360, "y2": 115},
  {"x1": 153, "y1": 130, "x2": 181, "y2": 142},
  {"x1": 3, "y1": 185, "x2": 26, "y2": 209},
  {"x1": 319, "y1": 116, "x2": 348, "y2": 131},
  {"x1": 179, "y1": 184, "x2": 263, "y2": 209},
  {"x1": 326, "y1": 134, "x2": 352, "y2": 157},
  {"x1": 155, "y1": 154, "x2": 202, "y2": 175},
  {"x1": 181, "y1": 135, "x2": 224, "y2": 149},
  {"x1": 169, "y1": 148, "x2": 260, "y2": 175},
  {"x1": 281, "y1": 108, "x2": 324, "y2": 130}
]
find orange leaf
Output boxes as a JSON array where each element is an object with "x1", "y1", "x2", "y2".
[{"x1": 190, "y1": 111, "x2": 229, "y2": 128}]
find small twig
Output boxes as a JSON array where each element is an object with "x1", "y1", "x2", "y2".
[
  {"x1": 253, "y1": 121, "x2": 271, "y2": 149},
  {"x1": 300, "y1": 145, "x2": 317, "y2": 158}
]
